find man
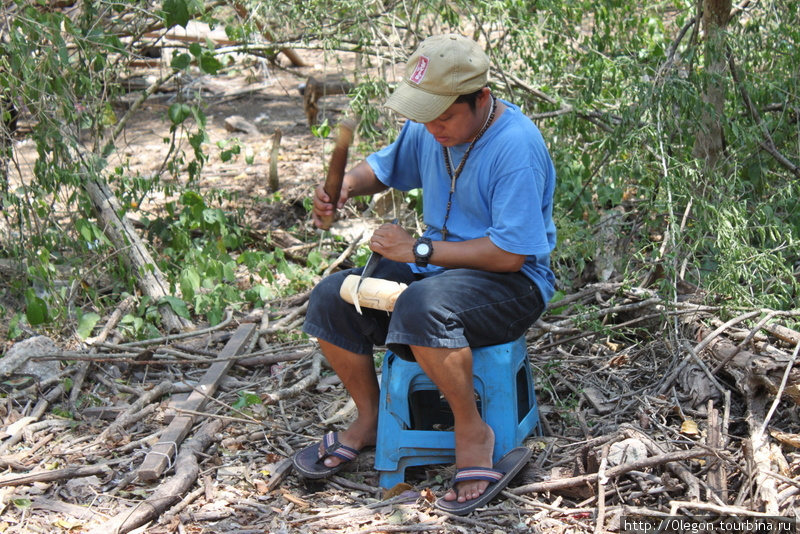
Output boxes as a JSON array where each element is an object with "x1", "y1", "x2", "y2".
[{"x1": 293, "y1": 34, "x2": 556, "y2": 513}]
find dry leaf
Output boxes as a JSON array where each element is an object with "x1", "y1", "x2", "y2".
[
  {"x1": 253, "y1": 479, "x2": 270, "y2": 494},
  {"x1": 681, "y1": 419, "x2": 700, "y2": 436},
  {"x1": 53, "y1": 519, "x2": 82, "y2": 530},
  {"x1": 382, "y1": 482, "x2": 413, "y2": 500},
  {"x1": 770, "y1": 430, "x2": 800, "y2": 448}
]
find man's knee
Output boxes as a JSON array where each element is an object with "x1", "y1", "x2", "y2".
[{"x1": 308, "y1": 272, "x2": 346, "y2": 307}]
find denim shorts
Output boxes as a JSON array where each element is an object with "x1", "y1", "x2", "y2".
[{"x1": 302, "y1": 259, "x2": 545, "y2": 361}]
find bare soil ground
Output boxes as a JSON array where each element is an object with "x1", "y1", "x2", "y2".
[{"x1": 1, "y1": 45, "x2": 800, "y2": 534}]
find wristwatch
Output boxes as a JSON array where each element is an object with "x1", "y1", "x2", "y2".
[{"x1": 413, "y1": 237, "x2": 433, "y2": 267}]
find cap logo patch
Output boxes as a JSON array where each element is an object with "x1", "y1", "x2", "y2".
[{"x1": 409, "y1": 55, "x2": 429, "y2": 84}]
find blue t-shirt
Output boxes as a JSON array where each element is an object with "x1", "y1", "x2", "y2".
[{"x1": 366, "y1": 101, "x2": 557, "y2": 304}]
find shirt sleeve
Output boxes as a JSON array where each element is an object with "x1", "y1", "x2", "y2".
[
  {"x1": 365, "y1": 122, "x2": 426, "y2": 191},
  {"x1": 486, "y1": 165, "x2": 555, "y2": 257}
]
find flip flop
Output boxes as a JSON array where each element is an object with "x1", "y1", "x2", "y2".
[
  {"x1": 435, "y1": 446, "x2": 532, "y2": 516},
  {"x1": 292, "y1": 432, "x2": 363, "y2": 479}
]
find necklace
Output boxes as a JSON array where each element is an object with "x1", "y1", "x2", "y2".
[{"x1": 440, "y1": 94, "x2": 497, "y2": 241}]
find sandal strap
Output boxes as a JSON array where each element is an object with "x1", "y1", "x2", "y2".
[
  {"x1": 453, "y1": 467, "x2": 505, "y2": 484},
  {"x1": 321, "y1": 432, "x2": 360, "y2": 462}
]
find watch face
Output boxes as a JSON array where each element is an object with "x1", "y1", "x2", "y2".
[{"x1": 416, "y1": 243, "x2": 431, "y2": 256}]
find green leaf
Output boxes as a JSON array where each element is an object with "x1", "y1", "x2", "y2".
[
  {"x1": 168, "y1": 103, "x2": 191, "y2": 125},
  {"x1": 307, "y1": 250, "x2": 323, "y2": 269},
  {"x1": 311, "y1": 120, "x2": 331, "y2": 139},
  {"x1": 171, "y1": 53, "x2": 192, "y2": 70},
  {"x1": 75, "y1": 218, "x2": 95, "y2": 242},
  {"x1": 25, "y1": 288, "x2": 49, "y2": 326},
  {"x1": 12, "y1": 498, "x2": 32, "y2": 509},
  {"x1": 199, "y1": 52, "x2": 223, "y2": 75},
  {"x1": 207, "y1": 306, "x2": 224, "y2": 326},
  {"x1": 162, "y1": 0, "x2": 191, "y2": 28},
  {"x1": 232, "y1": 391, "x2": 262, "y2": 409},
  {"x1": 77, "y1": 312, "x2": 101, "y2": 340},
  {"x1": 7, "y1": 313, "x2": 24, "y2": 340},
  {"x1": 160, "y1": 296, "x2": 191, "y2": 319},
  {"x1": 180, "y1": 268, "x2": 201, "y2": 300}
]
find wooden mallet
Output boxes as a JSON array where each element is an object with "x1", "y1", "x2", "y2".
[{"x1": 318, "y1": 119, "x2": 356, "y2": 230}]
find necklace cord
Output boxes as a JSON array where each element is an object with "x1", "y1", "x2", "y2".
[{"x1": 440, "y1": 94, "x2": 497, "y2": 240}]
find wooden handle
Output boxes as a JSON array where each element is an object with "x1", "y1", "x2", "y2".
[{"x1": 319, "y1": 119, "x2": 356, "y2": 229}]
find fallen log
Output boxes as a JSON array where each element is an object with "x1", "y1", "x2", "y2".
[
  {"x1": 700, "y1": 326, "x2": 800, "y2": 404},
  {"x1": 85, "y1": 177, "x2": 193, "y2": 333},
  {"x1": 763, "y1": 323, "x2": 800, "y2": 346}
]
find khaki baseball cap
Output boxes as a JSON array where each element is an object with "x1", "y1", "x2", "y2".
[{"x1": 385, "y1": 34, "x2": 490, "y2": 123}]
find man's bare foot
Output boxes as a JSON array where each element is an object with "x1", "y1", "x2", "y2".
[
  {"x1": 320, "y1": 415, "x2": 377, "y2": 468},
  {"x1": 442, "y1": 420, "x2": 495, "y2": 502}
]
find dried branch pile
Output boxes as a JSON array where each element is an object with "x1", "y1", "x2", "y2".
[{"x1": 1, "y1": 281, "x2": 799, "y2": 533}]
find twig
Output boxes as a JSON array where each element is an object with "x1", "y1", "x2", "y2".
[
  {"x1": 115, "y1": 309, "x2": 234, "y2": 348},
  {"x1": 511, "y1": 448, "x2": 709, "y2": 495},
  {"x1": 0, "y1": 384, "x2": 66, "y2": 455},
  {"x1": 712, "y1": 311, "x2": 779, "y2": 374},
  {"x1": 595, "y1": 445, "x2": 609, "y2": 534},
  {"x1": 0, "y1": 464, "x2": 112, "y2": 488},
  {"x1": 696, "y1": 310, "x2": 762, "y2": 356},
  {"x1": 756, "y1": 342, "x2": 800, "y2": 443},
  {"x1": 158, "y1": 485, "x2": 206, "y2": 526},
  {"x1": 172, "y1": 407, "x2": 260, "y2": 426},
  {"x1": 728, "y1": 51, "x2": 800, "y2": 178},
  {"x1": 92, "y1": 380, "x2": 174, "y2": 445},
  {"x1": 323, "y1": 230, "x2": 365, "y2": 277},
  {"x1": 330, "y1": 474, "x2": 382, "y2": 495},
  {"x1": 269, "y1": 127, "x2": 282, "y2": 192},
  {"x1": 669, "y1": 499, "x2": 794, "y2": 519},
  {"x1": 261, "y1": 302, "x2": 309, "y2": 336},
  {"x1": 109, "y1": 67, "x2": 182, "y2": 146},
  {"x1": 261, "y1": 352, "x2": 323, "y2": 404},
  {"x1": 620, "y1": 424, "x2": 702, "y2": 501}
]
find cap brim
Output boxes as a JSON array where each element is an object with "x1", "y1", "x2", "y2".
[{"x1": 384, "y1": 81, "x2": 458, "y2": 123}]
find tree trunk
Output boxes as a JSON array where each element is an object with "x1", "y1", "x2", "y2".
[
  {"x1": 84, "y1": 177, "x2": 193, "y2": 333},
  {"x1": 692, "y1": 0, "x2": 732, "y2": 182}
]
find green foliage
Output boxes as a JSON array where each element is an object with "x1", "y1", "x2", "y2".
[
  {"x1": 0, "y1": 0, "x2": 224, "y2": 335},
  {"x1": 232, "y1": 391, "x2": 263, "y2": 410},
  {"x1": 475, "y1": 0, "x2": 800, "y2": 310}
]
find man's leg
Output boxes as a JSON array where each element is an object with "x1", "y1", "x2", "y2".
[
  {"x1": 411, "y1": 345, "x2": 495, "y2": 503},
  {"x1": 316, "y1": 339, "x2": 380, "y2": 468}
]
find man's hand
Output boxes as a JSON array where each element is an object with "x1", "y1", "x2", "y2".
[
  {"x1": 311, "y1": 161, "x2": 389, "y2": 229},
  {"x1": 311, "y1": 182, "x2": 349, "y2": 229},
  {"x1": 369, "y1": 222, "x2": 415, "y2": 263}
]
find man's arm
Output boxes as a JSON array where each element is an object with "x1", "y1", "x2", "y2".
[
  {"x1": 426, "y1": 238, "x2": 526, "y2": 272},
  {"x1": 370, "y1": 223, "x2": 525, "y2": 273}
]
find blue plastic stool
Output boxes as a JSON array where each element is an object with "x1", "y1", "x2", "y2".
[{"x1": 374, "y1": 336, "x2": 541, "y2": 488}]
